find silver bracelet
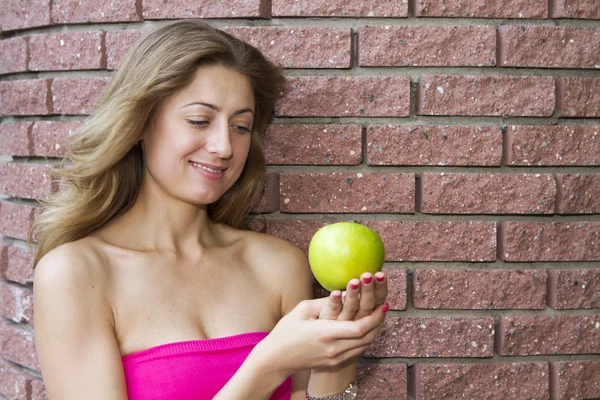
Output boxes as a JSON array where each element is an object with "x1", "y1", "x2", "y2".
[{"x1": 305, "y1": 381, "x2": 358, "y2": 400}]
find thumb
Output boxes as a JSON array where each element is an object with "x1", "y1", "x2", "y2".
[{"x1": 293, "y1": 297, "x2": 331, "y2": 319}]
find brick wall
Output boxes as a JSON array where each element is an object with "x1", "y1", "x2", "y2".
[{"x1": 1, "y1": 0, "x2": 599, "y2": 399}]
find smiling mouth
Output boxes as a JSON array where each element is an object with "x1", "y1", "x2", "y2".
[{"x1": 189, "y1": 161, "x2": 227, "y2": 173}]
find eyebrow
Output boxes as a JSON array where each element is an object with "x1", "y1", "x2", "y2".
[{"x1": 181, "y1": 102, "x2": 254, "y2": 116}]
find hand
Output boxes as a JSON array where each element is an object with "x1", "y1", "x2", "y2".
[
  {"x1": 319, "y1": 271, "x2": 389, "y2": 321},
  {"x1": 254, "y1": 296, "x2": 388, "y2": 379}
]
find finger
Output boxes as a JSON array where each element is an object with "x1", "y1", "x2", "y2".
[
  {"x1": 318, "y1": 290, "x2": 343, "y2": 320},
  {"x1": 317, "y1": 302, "x2": 388, "y2": 340},
  {"x1": 293, "y1": 297, "x2": 332, "y2": 320},
  {"x1": 355, "y1": 273, "x2": 376, "y2": 320},
  {"x1": 373, "y1": 271, "x2": 389, "y2": 308},
  {"x1": 336, "y1": 278, "x2": 361, "y2": 321}
]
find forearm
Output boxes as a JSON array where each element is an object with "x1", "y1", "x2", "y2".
[{"x1": 306, "y1": 357, "x2": 357, "y2": 397}]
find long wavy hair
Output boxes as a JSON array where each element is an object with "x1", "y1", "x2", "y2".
[{"x1": 29, "y1": 20, "x2": 285, "y2": 267}]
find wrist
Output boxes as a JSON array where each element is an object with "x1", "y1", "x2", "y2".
[{"x1": 308, "y1": 358, "x2": 358, "y2": 397}]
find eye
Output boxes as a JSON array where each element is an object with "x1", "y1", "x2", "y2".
[
  {"x1": 186, "y1": 119, "x2": 208, "y2": 128},
  {"x1": 233, "y1": 125, "x2": 251, "y2": 134}
]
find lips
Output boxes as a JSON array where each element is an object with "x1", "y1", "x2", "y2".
[{"x1": 188, "y1": 161, "x2": 227, "y2": 173}]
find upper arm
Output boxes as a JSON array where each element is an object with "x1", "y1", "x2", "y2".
[{"x1": 33, "y1": 245, "x2": 128, "y2": 400}]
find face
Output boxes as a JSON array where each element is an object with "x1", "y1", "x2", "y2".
[{"x1": 141, "y1": 64, "x2": 255, "y2": 205}]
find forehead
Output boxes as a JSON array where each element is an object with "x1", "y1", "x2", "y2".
[{"x1": 171, "y1": 65, "x2": 255, "y2": 112}]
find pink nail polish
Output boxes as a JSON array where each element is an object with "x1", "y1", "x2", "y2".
[
  {"x1": 382, "y1": 303, "x2": 389, "y2": 314},
  {"x1": 376, "y1": 275, "x2": 385, "y2": 283},
  {"x1": 351, "y1": 282, "x2": 360, "y2": 290},
  {"x1": 363, "y1": 276, "x2": 373, "y2": 285}
]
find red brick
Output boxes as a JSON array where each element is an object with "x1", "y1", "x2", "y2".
[
  {"x1": 0, "y1": 320, "x2": 38, "y2": 370},
  {"x1": 0, "y1": 163, "x2": 55, "y2": 200},
  {"x1": 252, "y1": 173, "x2": 279, "y2": 214},
  {"x1": 383, "y1": 267, "x2": 407, "y2": 311},
  {"x1": 0, "y1": 37, "x2": 28, "y2": 75},
  {"x1": 2, "y1": 246, "x2": 35, "y2": 285},
  {"x1": 367, "y1": 125, "x2": 502, "y2": 166},
  {"x1": 412, "y1": 362, "x2": 549, "y2": 400},
  {"x1": 0, "y1": 281, "x2": 33, "y2": 324},
  {"x1": 51, "y1": 77, "x2": 109, "y2": 115},
  {"x1": 359, "y1": 26, "x2": 496, "y2": 67},
  {"x1": 105, "y1": 29, "x2": 148, "y2": 70},
  {"x1": 223, "y1": 27, "x2": 352, "y2": 69},
  {"x1": 500, "y1": 221, "x2": 600, "y2": 261},
  {"x1": 557, "y1": 77, "x2": 600, "y2": 117},
  {"x1": 280, "y1": 172, "x2": 415, "y2": 213},
  {"x1": 413, "y1": 269, "x2": 547, "y2": 310},
  {"x1": 277, "y1": 76, "x2": 410, "y2": 117},
  {"x1": 52, "y1": 0, "x2": 141, "y2": 23},
  {"x1": 365, "y1": 316, "x2": 494, "y2": 357},
  {"x1": 0, "y1": 359, "x2": 28, "y2": 400},
  {"x1": 499, "y1": 26, "x2": 600, "y2": 69},
  {"x1": 357, "y1": 363, "x2": 407, "y2": 400},
  {"x1": 0, "y1": 122, "x2": 32, "y2": 157},
  {"x1": 498, "y1": 315, "x2": 600, "y2": 355},
  {"x1": 142, "y1": 0, "x2": 269, "y2": 19},
  {"x1": 29, "y1": 31, "x2": 105, "y2": 71},
  {"x1": 0, "y1": 0, "x2": 51, "y2": 32},
  {"x1": 415, "y1": 0, "x2": 547, "y2": 17},
  {"x1": 417, "y1": 75, "x2": 555, "y2": 117},
  {"x1": 421, "y1": 173, "x2": 557, "y2": 214},
  {"x1": 30, "y1": 378, "x2": 47, "y2": 400},
  {"x1": 0, "y1": 201, "x2": 37, "y2": 241},
  {"x1": 272, "y1": 0, "x2": 408, "y2": 17},
  {"x1": 550, "y1": 0, "x2": 600, "y2": 19},
  {"x1": 505, "y1": 125, "x2": 600, "y2": 166},
  {"x1": 31, "y1": 121, "x2": 80, "y2": 158},
  {"x1": 549, "y1": 269, "x2": 600, "y2": 310},
  {"x1": 0, "y1": 80, "x2": 51, "y2": 116},
  {"x1": 267, "y1": 220, "x2": 497, "y2": 262},
  {"x1": 264, "y1": 124, "x2": 362, "y2": 165},
  {"x1": 551, "y1": 360, "x2": 600, "y2": 400},
  {"x1": 556, "y1": 173, "x2": 600, "y2": 214}
]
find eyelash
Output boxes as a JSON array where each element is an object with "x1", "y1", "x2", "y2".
[{"x1": 186, "y1": 120, "x2": 251, "y2": 134}]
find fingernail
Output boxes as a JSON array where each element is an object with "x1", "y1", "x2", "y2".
[
  {"x1": 376, "y1": 275, "x2": 385, "y2": 283},
  {"x1": 382, "y1": 303, "x2": 389, "y2": 314},
  {"x1": 363, "y1": 276, "x2": 372, "y2": 285},
  {"x1": 351, "y1": 282, "x2": 360, "y2": 290}
]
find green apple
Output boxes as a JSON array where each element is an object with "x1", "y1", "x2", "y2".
[{"x1": 308, "y1": 222, "x2": 385, "y2": 291}]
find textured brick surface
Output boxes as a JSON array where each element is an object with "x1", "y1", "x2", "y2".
[
  {"x1": 417, "y1": 75, "x2": 555, "y2": 117},
  {"x1": 551, "y1": 360, "x2": 600, "y2": 400},
  {"x1": 359, "y1": 26, "x2": 496, "y2": 67},
  {"x1": 548, "y1": 269, "x2": 600, "y2": 310},
  {"x1": 0, "y1": 281, "x2": 33, "y2": 324},
  {"x1": 252, "y1": 173, "x2": 279, "y2": 213},
  {"x1": 421, "y1": 173, "x2": 557, "y2": 214},
  {"x1": 415, "y1": 0, "x2": 547, "y2": 17},
  {"x1": 367, "y1": 125, "x2": 502, "y2": 166},
  {"x1": 29, "y1": 31, "x2": 105, "y2": 71},
  {"x1": 267, "y1": 220, "x2": 497, "y2": 261},
  {"x1": 505, "y1": 125, "x2": 600, "y2": 166},
  {"x1": 276, "y1": 76, "x2": 411, "y2": 117},
  {"x1": 499, "y1": 26, "x2": 600, "y2": 69},
  {"x1": 264, "y1": 124, "x2": 362, "y2": 165},
  {"x1": 557, "y1": 77, "x2": 600, "y2": 117},
  {"x1": 0, "y1": 321, "x2": 38, "y2": 371},
  {"x1": 142, "y1": 0, "x2": 268, "y2": 19},
  {"x1": 357, "y1": 363, "x2": 407, "y2": 400},
  {"x1": 0, "y1": 359, "x2": 28, "y2": 400},
  {"x1": 0, "y1": 163, "x2": 55, "y2": 200},
  {"x1": 0, "y1": 37, "x2": 28, "y2": 75},
  {"x1": 500, "y1": 221, "x2": 600, "y2": 261},
  {"x1": 30, "y1": 379, "x2": 46, "y2": 400},
  {"x1": 280, "y1": 172, "x2": 415, "y2": 213},
  {"x1": 105, "y1": 29, "x2": 148, "y2": 70},
  {"x1": 550, "y1": 0, "x2": 600, "y2": 19},
  {"x1": 0, "y1": 80, "x2": 51, "y2": 116},
  {"x1": 224, "y1": 27, "x2": 352, "y2": 69},
  {"x1": 556, "y1": 174, "x2": 600, "y2": 214},
  {"x1": 272, "y1": 0, "x2": 408, "y2": 17},
  {"x1": 1, "y1": 246, "x2": 34, "y2": 285},
  {"x1": 413, "y1": 269, "x2": 547, "y2": 310},
  {"x1": 0, "y1": 0, "x2": 51, "y2": 32},
  {"x1": 383, "y1": 267, "x2": 407, "y2": 311},
  {"x1": 498, "y1": 315, "x2": 600, "y2": 355},
  {"x1": 51, "y1": 77, "x2": 109, "y2": 115},
  {"x1": 364, "y1": 316, "x2": 495, "y2": 357},
  {"x1": 31, "y1": 120, "x2": 80, "y2": 158},
  {"x1": 412, "y1": 362, "x2": 549, "y2": 400},
  {"x1": 52, "y1": 0, "x2": 141, "y2": 23},
  {"x1": 0, "y1": 201, "x2": 37, "y2": 241},
  {"x1": 0, "y1": 122, "x2": 32, "y2": 157}
]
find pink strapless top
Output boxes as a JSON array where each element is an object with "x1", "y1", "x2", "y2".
[{"x1": 122, "y1": 331, "x2": 292, "y2": 400}]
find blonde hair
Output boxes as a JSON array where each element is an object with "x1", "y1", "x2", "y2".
[{"x1": 29, "y1": 20, "x2": 285, "y2": 266}]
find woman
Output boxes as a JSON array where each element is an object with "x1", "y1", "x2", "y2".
[{"x1": 31, "y1": 20, "x2": 389, "y2": 400}]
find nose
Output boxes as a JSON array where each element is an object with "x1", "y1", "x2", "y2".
[{"x1": 205, "y1": 119, "x2": 233, "y2": 159}]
